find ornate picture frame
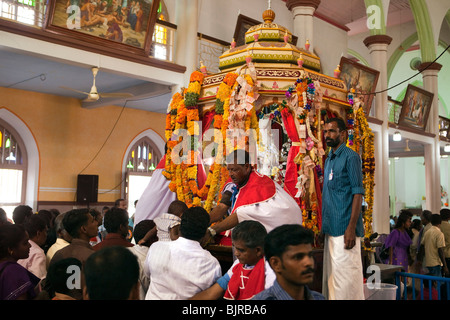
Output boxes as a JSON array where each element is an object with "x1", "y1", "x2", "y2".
[
  {"x1": 398, "y1": 84, "x2": 434, "y2": 131},
  {"x1": 339, "y1": 56, "x2": 380, "y2": 115},
  {"x1": 44, "y1": 0, "x2": 160, "y2": 55}
]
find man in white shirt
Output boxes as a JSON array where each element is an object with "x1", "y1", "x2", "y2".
[
  {"x1": 144, "y1": 206, "x2": 222, "y2": 300},
  {"x1": 18, "y1": 214, "x2": 48, "y2": 279},
  {"x1": 128, "y1": 219, "x2": 157, "y2": 299},
  {"x1": 46, "y1": 212, "x2": 71, "y2": 267}
]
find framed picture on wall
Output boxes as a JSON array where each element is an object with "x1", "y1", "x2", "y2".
[
  {"x1": 438, "y1": 116, "x2": 450, "y2": 139},
  {"x1": 398, "y1": 84, "x2": 434, "y2": 131},
  {"x1": 338, "y1": 56, "x2": 380, "y2": 115},
  {"x1": 44, "y1": 0, "x2": 160, "y2": 55}
]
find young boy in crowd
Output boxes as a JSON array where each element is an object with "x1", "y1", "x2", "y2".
[{"x1": 190, "y1": 220, "x2": 275, "y2": 300}]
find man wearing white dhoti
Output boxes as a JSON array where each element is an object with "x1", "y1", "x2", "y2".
[
  {"x1": 321, "y1": 118, "x2": 365, "y2": 300},
  {"x1": 206, "y1": 149, "x2": 302, "y2": 246}
]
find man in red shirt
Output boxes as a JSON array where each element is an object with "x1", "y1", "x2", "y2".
[{"x1": 93, "y1": 207, "x2": 133, "y2": 251}]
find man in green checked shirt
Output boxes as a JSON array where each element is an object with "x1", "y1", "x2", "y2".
[{"x1": 321, "y1": 117, "x2": 365, "y2": 300}]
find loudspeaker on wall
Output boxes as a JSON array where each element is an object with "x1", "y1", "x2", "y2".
[{"x1": 77, "y1": 174, "x2": 98, "y2": 203}]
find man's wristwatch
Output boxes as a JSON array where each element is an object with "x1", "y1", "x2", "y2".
[{"x1": 208, "y1": 227, "x2": 216, "y2": 237}]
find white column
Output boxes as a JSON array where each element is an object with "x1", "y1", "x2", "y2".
[
  {"x1": 285, "y1": 0, "x2": 321, "y2": 52},
  {"x1": 420, "y1": 62, "x2": 442, "y2": 213},
  {"x1": 291, "y1": 6, "x2": 315, "y2": 51},
  {"x1": 174, "y1": 0, "x2": 199, "y2": 85},
  {"x1": 364, "y1": 35, "x2": 392, "y2": 234}
]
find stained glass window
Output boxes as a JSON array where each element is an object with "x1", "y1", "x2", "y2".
[
  {"x1": 0, "y1": 0, "x2": 46, "y2": 27},
  {"x1": 150, "y1": 0, "x2": 174, "y2": 61},
  {"x1": 0, "y1": 119, "x2": 27, "y2": 217},
  {"x1": 125, "y1": 137, "x2": 161, "y2": 174},
  {"x1": 0, "y1": 124, "x2": 23, "y2": 166}
]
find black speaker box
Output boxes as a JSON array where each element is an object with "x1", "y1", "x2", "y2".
[{"x1": 77, "y1": 174, "x2": 98, "y2": 203}]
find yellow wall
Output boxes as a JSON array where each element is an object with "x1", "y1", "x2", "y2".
[{"x1": 0, "y1": 87, "x2": 166, "y2": 203}]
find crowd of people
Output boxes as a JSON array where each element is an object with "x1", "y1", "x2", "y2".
[
  {"x1": 0, "y1": 201, "x2": 323, "y2": 300},
  {"x1": 383, "y1": 209, "x2": 449, "y2": 280},
  {"x1": 1, "y1": 119, "x2": 449, "y2": 301}
]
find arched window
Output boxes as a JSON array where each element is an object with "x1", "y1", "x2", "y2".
[
  {"x1": 125, "y1": 137, "x2": 162, "y2": 174},
  {"x1": 124, "y1": 136, "x2": 163, "y2": 215},
  {"x1": 0, "y1": 119, "x2": 28, "y2": 220}
]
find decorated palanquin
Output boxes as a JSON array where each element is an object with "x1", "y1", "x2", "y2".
[{"x1": 163, "y1": 8, "x2": 375, "y2": 241}]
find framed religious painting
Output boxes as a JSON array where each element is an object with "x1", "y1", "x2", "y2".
[
  {"x1": 338, "y1": 56, "x2": 380, "y2": 115},
  {"x1": 398, "y1": 84, "x2": 434, "y2": 131},
  {"x1": 44, "y1": 0, "x2": 160, "y2": 55}
]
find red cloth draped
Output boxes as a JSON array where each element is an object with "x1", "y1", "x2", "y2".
[
  {"x1": 230, "y1": 171, "x2": 276, "y2": 215},
  {"x1": 280, "y1": 108, "x2": 301, "y2": 205},
  {"x1": 201, "y1": 110, "x2": 216, "y2": 138},
  {"x1": 193, "y1": 109, "x2": 215, "y2": 191}
]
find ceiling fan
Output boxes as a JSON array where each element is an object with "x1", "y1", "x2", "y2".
[{"x1": 61, "y1": 67, "x2": 134, "y2": 102}]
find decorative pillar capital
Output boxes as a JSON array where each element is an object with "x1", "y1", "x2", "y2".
[
  {"x1": 286, "y1": 0, "x2": 321, "y2": 11},
  {"x1": 363, "y1": 35, "x2": 393, "y2": 48},
  {"x1": 418, "y1": 62, "x2": 442, "y2": 73}
]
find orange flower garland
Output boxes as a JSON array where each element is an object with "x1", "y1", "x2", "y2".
[
  {"x1": 163, "y1": 69, "x2": 262, "y2": 214},
  {"x1": 163, "y1": 92, "x2": 184, "y2": 183},
  {"x1": 164, "y1": 71, "x2": 204, "y2": 207},
  {"x1": 185, "y1": 71, "x2": 204, "y2": 207},
  {"x1": 356, "y1": 107, "x2": 375, "y2": 239},
  {"x1": 165, "y1": 92, "x2": 183, "y2": 141},
  {"x1": 201, "y1": 72, "x2": 237, "y2": 211}
]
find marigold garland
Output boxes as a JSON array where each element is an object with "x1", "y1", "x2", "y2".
[
  {"x1": 163, "y1": 93, "x2": 184, "y2": 182},
  {"x1": 355, "y1": 107, "x2": 375, "y2": 240},
  {"x1": 203, "y1": 72, "x2": 239, "y2": 211},
  {"x1": 345, "y1": 91, "x2": 375, "y2": 243},
  {"x1": 163, "y1": 71, "x2": 205, "y2": 207},
  {"x1": 164, "y1": 70, "x2": 240, "y2": 212},
  {"x1": 165, "y1": 92, "x2": 183, "y2": 141}
]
